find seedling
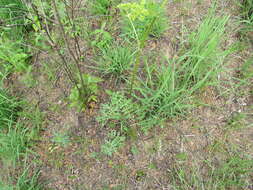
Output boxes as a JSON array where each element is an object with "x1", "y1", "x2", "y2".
[{"x1": 101, "y1": 130, "x2": 125, "y2": 156}]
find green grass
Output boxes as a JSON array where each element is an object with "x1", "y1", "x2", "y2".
[
  {"x1": 0, "y1": 89, "x2": 20, "y2": 128},
  {"x1": 169, "y1": 155, "x2": 253, "y2": 190},
  {"x1": 97, "y1": 7, "x2": 234, "y2": 132},
  {"x1": 0, "y1": 122, "x2": 29, "y2": 166},
  {"x1": 0, "y1": 0, "x2": 30, "y2": 80},
  {"x1": 1, "y1": 167, "x2": 43, "y2": 190},
  {"x1": 131, "y1": 8, "x2": 233, "y2": 131},
  {"x1": 99, "y1": 45, "x2": 135, "y2": 79},
  {"x1": 0, "y1": 89, "x2": 44, "y2": 189},
  {"x1": 0, "y1": 0, "x2": 28, "y2": 38},
  {"x1": 90, "y1": 0, "x2": 112, "y2": 15}
]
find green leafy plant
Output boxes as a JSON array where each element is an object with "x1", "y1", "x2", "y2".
[
  {"x1": 90, "y1": 0, "x2": 112, "y2": 15},
  {"x1": 91, "y1": 22, "x2": 113, "y2": 50},
  {"x1": 118, "y1": 0, "x2": 168, "y2": 93},
  {"x1": 0, "y1": 37, "x2": 30, "y2": 74},
  {"x1": 97, "y1": 91, "x2": 137, "y2": 128},
  {"x1": 0, "y1": 0, "x2": 28, "y2": 38},
  {"x1": 69, "y1": 74, "x2": 102, "y2": 112},
  {"x1": 99, "y1": 45, "x2": 135, "y2": 79},
  {"x1": 119, "y1": 0, "x2": 168, "y2": 39},
  {"x1": 101, "y1": 130, "x2": 125, "y2": 156}
]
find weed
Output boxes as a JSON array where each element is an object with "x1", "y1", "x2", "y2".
[
  {"x1": 169, "y1": 155, "x2": 253, "y2": 190},
  {"x1": 99, "y1": 45, "x2": 135, "y2": 79},
  {"x1": 97, "y1": 91, "x2": 137, "y2": 129},
  {"x1": 101, "y1": 130, "x2": 125, "y2": 156},
  {"x1": 132, "y1": 7, "x2": 233, "y2": 131},
  {"x1": 91, "y1": 22, "x2": 113, "y2": 50},
  {"x1": 90, "y1": 0, "x2": 112, "y2": 15},
  {"x1": 119, "y1": 0, "x2": 168, "y2": 39},
  {"x1": 0, "y1": 38, "x2": 30, "y2": 74},
  {"x1": 118, "y1": 0, "x2": 168, "y2": 92},
  {"x1": 69, "y1": 74, "x2": 102, "y2": 112},
  {"x1": 0, "y1": 89, "x2": 20, "y2": 128},
  {"x1": 0, "y1": 0, "x2": 28, "y2": 38},
  {"x1": 0, "y1": 122, "x2": 28, "y2": 166}
]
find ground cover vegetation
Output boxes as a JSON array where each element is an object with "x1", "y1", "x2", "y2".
[{"x1": 0, "y1": 0, "x2": 252, "y2": 189}]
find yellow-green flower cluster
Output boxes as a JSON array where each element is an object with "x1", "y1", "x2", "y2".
[{"x1": 118, "y1": 0, "x2": 149, "y2": 21}]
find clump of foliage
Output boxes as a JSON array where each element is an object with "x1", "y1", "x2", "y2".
[
  {"x1": 69, "y1": 74, "x2": 103, "y2": 112},
  {"x1": 169, "y1": 155, "x2": 253, "y2": 190},
  {"x1": 0, "y1": 0, "x2": 28, "y2": 38},
  {"x1": 101, "y1": 130, "x2": 125, "y2": 156},
  {"x1": 132, "y1": 8, "x2": 233, "y2": 131},
  {"x1": 90, "y1": 0, "x2": 112, "y2": 15},
  {"x1": 97, "y1": 91, "x2": 137, "y2": 128},
  {"x1": 0, "y1": 89, "x2": 20, "y2": 128},
  {"x1": 91, "y1": 22, "x2": 113, "y2": 50},
  {"x1": 118, "y1": 0, "x2": 168, "y2": 39},
  {"x1": 0, "y1": 0, "x2": 31, "y2": 79},
  {"x1": 0, "y1": 89, "x2": 44, "y2": 188},
  {"x1": 99, "y1": 45, "x2": 135, "y2": 79}
]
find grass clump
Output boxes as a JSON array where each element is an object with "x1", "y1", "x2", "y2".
[
  {"x1": 0, "y1": 89, "x2": 20, "y2": 128},
  {"x1": 0, "y1": 89, "x2": 44, "y2": 189},
  {"x1": 0, "y1": 122, "x2": 29, "y2": 166},
  {"x1": 241, "y1": 0, "x2": 253, "y2": 29},
  {"x1": 169, "y1": 155, "x2": 253, "y2": 190},
  {"x1": 99, "y1": 45, "x2": 135, "y2": 79},
  {"x1": 0, "y1": 167, "x2": 43, "y2": 190},
  {"x1": 132, "y1": 8, "x2": 232, "y2": 131}
]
